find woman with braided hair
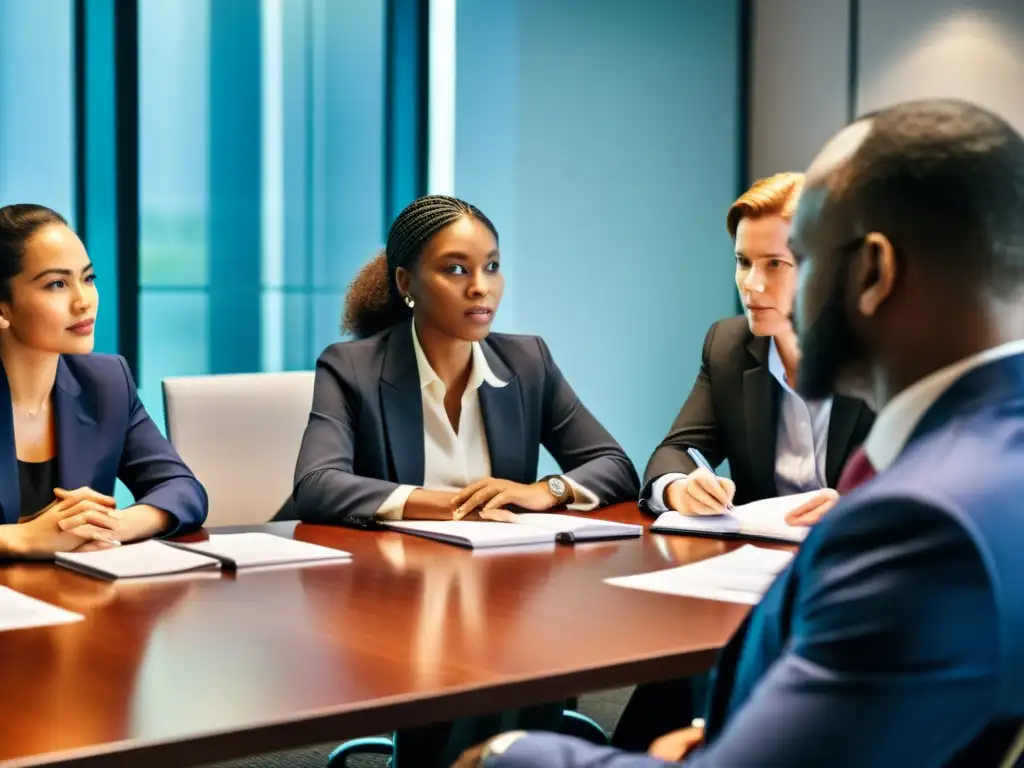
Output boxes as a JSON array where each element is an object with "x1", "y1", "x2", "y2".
[
  {"x1": 293, "y1": 194, "x2": 638, "y2": 527},
  {"x1": 293, "y1": 194, "x2": 638, "y2": 765}
]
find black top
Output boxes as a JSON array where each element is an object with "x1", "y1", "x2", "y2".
[{"x1": 18, "y1": 458, "x2": 58, "y2": 519}]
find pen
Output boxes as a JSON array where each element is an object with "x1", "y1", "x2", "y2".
[{"x1": 686, "y1": 446, "x2": 735, "y2": 512}]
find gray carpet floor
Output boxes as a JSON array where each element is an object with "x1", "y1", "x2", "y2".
[{"x1": 202, "y1": 688, "x2": 632, "y2": 768}]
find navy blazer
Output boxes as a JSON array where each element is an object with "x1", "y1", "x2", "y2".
[
  {"x1": 489, "y1": 355, "x2": 1024, "y2": 767},
  {"x1": 293, "y1": 323, "x2": 640, "y2": 526},
  {"x1": 0, "y1": 354, "x2": 207, "y2": 534}
]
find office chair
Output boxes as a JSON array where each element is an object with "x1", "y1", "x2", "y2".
[
  {"x1": 326, "y1": 708, "x2": 608, "y2": 766},
  {"x1": 162, "y1": 371, "x2": 610, "y2": 765},
  {"x1": 162, "y1": 370, "x2": 315, "y2": 526}
]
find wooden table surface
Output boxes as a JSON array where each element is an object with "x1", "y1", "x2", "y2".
[{"x1": 0, "y1": 504, "x2": 776, "y2": 767}]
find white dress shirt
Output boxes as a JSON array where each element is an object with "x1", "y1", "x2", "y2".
[
  {"x1": 647, "y1": 338, "x2": 832, "y2": 512},
  {"x1": 375, "y1": 325, "x2": 598, "y2": 520},
  {"x1": 863, "y1": 339, "x2": 1024, "y2": 472}
]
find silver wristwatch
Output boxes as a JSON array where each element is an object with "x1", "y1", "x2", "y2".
[{"x1": 542, "y1": 475, "x2": 572, "y2": 505}]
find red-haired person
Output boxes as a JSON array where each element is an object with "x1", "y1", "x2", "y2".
[{"x1": 614, "y1": 174, "x2": 875, "y2": 751}]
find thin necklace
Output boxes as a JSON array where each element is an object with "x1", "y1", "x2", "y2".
[{"x1": 14, "y1": 401, "x2": 50, "y2": 419}]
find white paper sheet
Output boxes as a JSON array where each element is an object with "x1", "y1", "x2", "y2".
[
  {"x1": 731, "y1": 492, "x2": 819, "y2": 537},
  {"x1": 652, "y1": 491, "x2": 819, "y2": 543},
  {"x1": 605, "y1": 545, "x2": 795, "y2": 605},
  {"x1": 0, "y1": 586, "x2": 84, "y2": 632}
]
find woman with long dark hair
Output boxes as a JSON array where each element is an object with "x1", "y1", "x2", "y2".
[{"x1": 0, "y1": 204, "x2": 207, "y2": 557}]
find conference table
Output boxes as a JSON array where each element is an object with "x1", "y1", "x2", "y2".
[{"x1": 0, "y1": 503, "x2": 787, "y2": 767}]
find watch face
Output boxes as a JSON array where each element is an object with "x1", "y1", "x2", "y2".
[{"x1": 548, "y1": 476, "x2": 567, "y2": 497}]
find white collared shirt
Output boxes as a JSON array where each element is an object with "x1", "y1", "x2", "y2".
[
  {"x1": 766, "y1": 338, "x2": 833, "y2": 494},
  {"x1": 375, "y1": 325, "x2": 597, "y2": 520},
  {"x1": 864, "y1": 339, "x2": 1024, "y2": 471}
]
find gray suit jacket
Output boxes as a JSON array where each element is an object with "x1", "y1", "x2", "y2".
[
  {"x1": 641, "y1": 316, "x2": 874, "y2": 511},
  {"x1": 293, "y1": 322, "x2": 639, "y2": 526}
]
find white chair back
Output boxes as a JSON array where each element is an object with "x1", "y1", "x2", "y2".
[{"x1": 162, "y1": 371, "x2": 315, "y2": 526}]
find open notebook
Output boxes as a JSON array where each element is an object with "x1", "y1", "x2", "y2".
[
  {"x1": 167, "y1": 533, "x2": 352, "y2": 570},
  {"x1": 55, "y1": 540, "x2": 222, "y2": 580},
  {"x1": 651, "y1": 491, "x2": 820, "y2": 544},
  {"x1": 55, "y1": 535, "x2": 352, "y2": 580},
  {"x1": 384, "y1": 513, "x2": 643, "y2": 549}
]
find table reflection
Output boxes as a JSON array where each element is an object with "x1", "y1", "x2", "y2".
[{"x1": 0, "y1": 566, "x2": 195, "y2": 751}]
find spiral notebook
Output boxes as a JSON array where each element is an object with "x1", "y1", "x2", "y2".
[{"x1": 650, "y1": 491, "x2": 820, "y2": 544}]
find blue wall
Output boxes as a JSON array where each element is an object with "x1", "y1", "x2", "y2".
[{"x1": 455, "y1": 0, "x2": 743, "y2": 472}]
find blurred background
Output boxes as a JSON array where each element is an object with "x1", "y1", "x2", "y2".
[{"x1": 1, "y1": 0, "x2": 1022, "y2": 480}]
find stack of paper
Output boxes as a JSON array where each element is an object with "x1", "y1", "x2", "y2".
[
  {"x1": 0, "y1": 586, "x2": 84, "y2": 632},
  {"x1": 384, "y1": 514, "x2": 642, "y2": 549},
  {"x1": 168, "y1": 533, "x2": 352, "y2": 570},
  {"x1": 605, "y1": 545, "x2": 795, "y2": 605},
  {"x1": 651, "y1": 491, "x2": 819, "y2": 544}
]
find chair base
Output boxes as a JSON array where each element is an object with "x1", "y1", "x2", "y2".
[
  {"x1": 560, "y1": 710, "x2": 609, "y2": 745},
  {"x1": 325, "y1": 709, "x2": 607, "y2": 766},
  {"x1": 326, "y1": 735, "x2": 394, "y2": 767}
]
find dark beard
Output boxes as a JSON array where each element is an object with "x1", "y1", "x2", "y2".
[{"x1": 796, "y1": 263, "x2": 866, "y2": 401}]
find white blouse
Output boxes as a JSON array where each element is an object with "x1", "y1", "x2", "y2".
[{"x1": 375, "y1": 326, "x2": 597, "y2": 519}]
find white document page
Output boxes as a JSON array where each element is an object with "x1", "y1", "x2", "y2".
[
  {"x1": 731, "y1": 492, "x2": 818, "y2": 538},
  {"x1": 605, "y1": 545, "x2": 795, "y2": 605},
  {"x1": 0, "y1": 586, "x2": 84, "y2": 632},
  {"x1": 653, "y1": 491, "x2": 818, "y2": 543}
]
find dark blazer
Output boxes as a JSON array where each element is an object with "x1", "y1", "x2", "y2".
[
  {"x1": 487, "y1": 355, "x2": 1024, "y2": 767},
  {"x1": 641, "y1": 316, "x2": 874, "y2": 510},
  {"x1": 293, "y1": 323, "x2": 640, "y2": 527},
  {"x1": 0, "y1": 354, "x2": 208, "y2": 533}
]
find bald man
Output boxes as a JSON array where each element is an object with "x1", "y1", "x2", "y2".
[{"x1": 455, "y1": 100, "x2": 1024, "y2": 767}]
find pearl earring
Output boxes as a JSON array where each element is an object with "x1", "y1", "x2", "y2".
[{"x1": 404, "y1": 295, "x2": 415, "y2": 309}]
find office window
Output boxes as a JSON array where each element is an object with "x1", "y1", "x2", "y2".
[
  {"x1": 137, "y1": 0, "x2": 387, "y2": 426},
  {"x1": 0, "y1": 0, "x2": 75, "y2": 218}
]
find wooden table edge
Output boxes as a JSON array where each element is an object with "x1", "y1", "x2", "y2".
[{"x1": 5, "y1": 645, "x2": 721, "y2": 767}]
